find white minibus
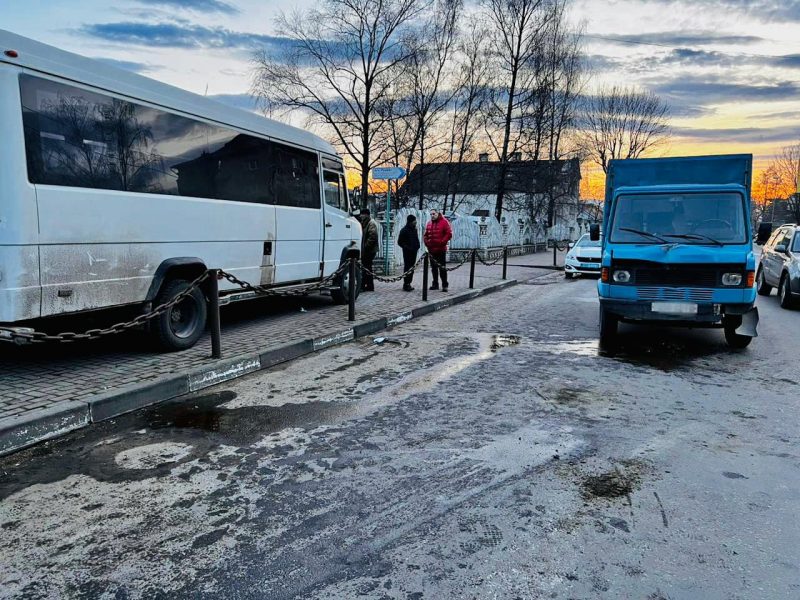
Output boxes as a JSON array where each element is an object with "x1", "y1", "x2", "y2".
[{"x1": 0, "y1": 30, "x2": 362, "y2": 350}]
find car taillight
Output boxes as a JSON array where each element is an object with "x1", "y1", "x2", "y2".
[
  {"x1": 601, "y1": 267, "x2": 609, "y2": 282},
  {"x1": 746, "y1": 270, "x2": 755, "y2": 287}
]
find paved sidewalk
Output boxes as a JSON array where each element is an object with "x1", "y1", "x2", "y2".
[{"x1": 0, "y1": 249, "x2": 565, "y2": 454}]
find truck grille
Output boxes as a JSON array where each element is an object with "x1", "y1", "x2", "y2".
[
  {"x1": 637, "y1": 287, "x2": 714, "y2": 302},
  {"x1": 613, "y1": 261, "x2": 744, "y2": 288}
]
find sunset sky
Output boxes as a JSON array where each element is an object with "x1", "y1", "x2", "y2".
[{"x1": 4, "y1": 0, "x2": 800, "y2": 199}]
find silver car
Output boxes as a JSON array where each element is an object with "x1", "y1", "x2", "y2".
[{"x1": 756, "y1": 223, "x2": 800, "y2": 309}]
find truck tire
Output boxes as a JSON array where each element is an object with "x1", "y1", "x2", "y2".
[
  {"x1": 599, "y1": 305, "x2": 618, "y2": 348},
  {"x1": 778, "y1": 274, "x2": 797, "y2": 309},
  {"x1": 723, "y1": 315, "x2": 752, "y2": 349},
  {"x1": 152, "y1": 278, "x2": 208, "y2": 351},
  {"x1": 330, "y1": 264, "x2": 362, "y2": 305},
  {"x1": 755, "y1": 266, "x2": 772, "y2": 296}
]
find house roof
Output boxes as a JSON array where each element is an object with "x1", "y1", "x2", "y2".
[{"x1": 400, "y1": 158, "x2": 581, "y2": 196}]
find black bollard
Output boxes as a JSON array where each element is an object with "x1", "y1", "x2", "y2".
[
  {"x1": 552, "y1": 240, "x2": 557, "y2": 267},
  {"x1": 502, "y1": 246, "x2": 508, "y2": 280},
  {"x1": 348, "y1": 257, "x2": 356, "y2": 322},
  {"x1": 208, "y1": 269, "x2": 222, "y2": 359},
  {"x1": 422, "y1": 253, "x2": 429, "y2": 301},
  {"x1": 469, "y1": 249, "x2": 476, "y2": 289}
]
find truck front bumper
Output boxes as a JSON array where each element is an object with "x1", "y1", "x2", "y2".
[{"x1": 598, "y1": 298, "x2": 756, "y2": 326}]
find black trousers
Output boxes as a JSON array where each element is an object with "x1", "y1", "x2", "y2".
[
  {"x1": 361, "y1": 255, "x2": 375, "y2": 290},
  {"x1": 403, "y1": 249, "x2": 418, "y2": 287},
  {"x1": 430, "y1": 251, "x2": 448, "y2": 287}
]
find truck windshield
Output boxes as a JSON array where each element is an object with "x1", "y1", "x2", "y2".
[{"x1": 610, "y1": 192, "x2": 747, "y2": 244}]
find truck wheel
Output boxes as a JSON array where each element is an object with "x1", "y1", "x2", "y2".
[
  {"x1": 331, "y1": 264, "x2": 362, "y2": 305},
  {"x1": 755, "y1": 267, "x2": 772, "y2": 296},
  {"x1": 778, "y1": 274, "x2": 796, "y2": 309},
  {"x1": 152, "y1": 279, "x2": 208, "y2": 351},
  {"x1": 723, "y1": 315, "x2": 752, "y2": 349},
  {"x1": 599, "y1": 306, "x2": 618, "y2": 348}
]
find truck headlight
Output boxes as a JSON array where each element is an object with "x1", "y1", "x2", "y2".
[
  {"x1": 722, "y1": 273, "x2": 742, "y2": 286},
  {"x1": 612, "y1": 270, "x2": 631, "y2": 283}
]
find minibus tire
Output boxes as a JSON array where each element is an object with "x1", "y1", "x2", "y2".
[
  {"x1": 152, "y1": 279, "x2": 208, "y2": 351},
  {"x1": 599, "y1": 306, "x2": 618, "y2": 348},
  {"x1": 723, "y1": 315, "x2": 752, "y2": 349},
  {"x1": 331, "y1": 266, "x2": 362, "y2": 304},
  {"x1": 755, "y1": 267, "x2": 771, "y2": 296}
]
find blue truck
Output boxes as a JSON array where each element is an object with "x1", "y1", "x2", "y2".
[{"x1": 591, "y1": 154, "x2": 759, "y2": 348}]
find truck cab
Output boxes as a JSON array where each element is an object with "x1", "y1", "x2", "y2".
[{"x1": 592, "y1": 154, "x2": 758, "y2": 349}]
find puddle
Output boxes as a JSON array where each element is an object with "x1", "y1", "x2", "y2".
[
  {"x1": 540, "y1": 340, "x2": 599, "y2": 357},
  {"x1": 145, "y1": 391, "x2": 367, "y2": 442},
  {"x1": 489, "y1": 334, "x2": 521, "y2": 351}
]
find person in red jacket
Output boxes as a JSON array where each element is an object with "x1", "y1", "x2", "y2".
[{"x1": 424, "y1": 208, "x2": 453, "y2": 291}]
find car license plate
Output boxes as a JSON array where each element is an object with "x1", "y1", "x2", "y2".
[
  {"x1": 651, "y1": 302, "x2": 698, "y2": 314},
  {"x1": 580, "y1": 263, "x2": 597, "y2": 269}
]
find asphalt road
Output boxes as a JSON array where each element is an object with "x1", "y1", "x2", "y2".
[{"x1": 1, "y1": 274, "x2": 798, "y2": 600}]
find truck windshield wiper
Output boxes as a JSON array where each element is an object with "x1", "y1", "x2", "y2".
[
  {"x1": 618, "y1": 227, "x2": 669, "y2": 244},
  {"x1": 663, "y1": 233, "x2": 724, "y2": 247}
]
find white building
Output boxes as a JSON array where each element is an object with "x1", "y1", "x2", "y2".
[{"x1": 399, "y1": 157, "x2": 582, "y2": 240}]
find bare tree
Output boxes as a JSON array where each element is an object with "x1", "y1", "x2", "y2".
[
  {"x1": 390, "y1": 0, "x2": 461, "y2": 209},
  {"x1": 252, "y1": 0, "x2": 425, "y2": 206},
  {"x1": 483, "y1": 0, "x2": 551, "y2": 221},
  {"x1": 582, "y1": 85, "x2": 670, "y2": 174},
  {"x1": 441, "y1": 18, "x2": 491, "y2": 213},
  {"x1": 764, "y1": 145, "x2": 800, "y2": 223}
]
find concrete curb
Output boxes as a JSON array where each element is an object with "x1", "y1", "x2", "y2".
[{"x1": 0, "y1": 278, "x2": 518, "y2": 456}]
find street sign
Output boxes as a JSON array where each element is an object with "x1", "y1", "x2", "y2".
[{"x1": 372, "y1": 166, "x2": 406, "y2": 180}]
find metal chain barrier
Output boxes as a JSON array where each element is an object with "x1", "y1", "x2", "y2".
[
  {"x1": 357, "y1": 253, "x2": 428, "y2": 283},
  {"x1": 219, "y1": 262, "x2": 349, "y2": 297},
  {"x1": 428, "y1": 251, "x2": 473, "y2": 272},
  {"x1": 475, "y1": 251, "x2": 504, "y2": 267},
  {"x1": 0, "y1": 263, "x2": 350, "y2": 345},
  {"x1": 0, "y1": 270, "x2": 212, "y2": 345}
]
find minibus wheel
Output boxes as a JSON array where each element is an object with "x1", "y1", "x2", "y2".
[
  {"x1": 598, "y1": 306, "x2": 618, "y2": 348},
  {"x1": 331, "y1": 265, "x2": 362, "y2": 304},
  {"x1": 152, "y1": 279, "x2": 208, "y2": 351},
  {"x1": 723, "y1": 315, "x2": 752, "y2": 349}
]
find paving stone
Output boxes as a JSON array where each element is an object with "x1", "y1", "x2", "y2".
[{"x1": 0, "y1": 252, "x2": 560, "y2": 419}]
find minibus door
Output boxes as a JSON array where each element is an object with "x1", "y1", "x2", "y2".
[{"x1": 322, "y1": 170, "x2": 352, "y2": 275}]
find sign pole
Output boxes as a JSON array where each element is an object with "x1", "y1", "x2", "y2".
[{"x1": 385, "y1": 185, "x2": 391, "y2": 274}]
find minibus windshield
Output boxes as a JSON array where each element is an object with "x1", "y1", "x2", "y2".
[{"x1": 609, "y1": 192, "x2": 747, "y2": 244}]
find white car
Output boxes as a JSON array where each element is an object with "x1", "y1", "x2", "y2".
[{"x1": 564, "y1": 234, "x2": 602, "y2": 278}]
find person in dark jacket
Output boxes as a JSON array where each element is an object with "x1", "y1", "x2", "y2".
[
  {"x1": 358, "y1": 208, "x2": 379, "y2": 291},
  {"x1": 397, "y1": 214, "x2": 421, "y2": 291},
  {"x1": 424, "y1": 208, "x2": 453, "y2": 292}
]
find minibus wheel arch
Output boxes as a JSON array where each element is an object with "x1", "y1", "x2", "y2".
[{"x1": 146, "y1": 258, "x2": 208, "y2": 303}]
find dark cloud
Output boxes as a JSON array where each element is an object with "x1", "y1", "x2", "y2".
[
  {"x1": 673, "y1": 124, "x2": 800, "y2": 144},
  {"x1": 648, "y1": 74, "x2": 800, "y2": 106},
  {"x1": 646, "y1": 0, "x2": 800, "y2": 23},
  {"x1": 134, "y1": 0, "x2": 239, "y2": 14},
  {"x1": 584, "y1": 54, "x2": 623, "y2": 72},
  {"x1": 93, "y1": 57, "x2": 152, "y2": 73},
  {"x1": 80, "y1": 22, "x2": 293, "y2": 51},
  {"x1": 593, "y1": 30, "x2": 764, "y2": 47},
  {"x1": 654, "y1": 48, "x2": 800, "y2": 70}
]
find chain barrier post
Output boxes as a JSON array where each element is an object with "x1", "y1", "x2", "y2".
[
  {"x1": 552, "y1": 239, "x2": 557, "y2": 267},
  {"x1": 502, "y1": 246, "x2": 508, "y2": 279},
  {"x1": 348, "y1": 257, "x2": 357, "y2": 322},
  {"x1": 208, "y1": 269, "x2": 222, "y2": 359},
  {"x1": 422, "y1": 253, "x2": 429, "y2": 301},
  {"x1": 469, "y1": 249, "x2": 476, "y2": 289}
]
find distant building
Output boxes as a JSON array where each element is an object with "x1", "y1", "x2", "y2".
[{"x1": 399, "y1": 158, "x2": 581, "y2": 238}]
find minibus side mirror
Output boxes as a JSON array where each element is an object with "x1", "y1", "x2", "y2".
[
  {"x1": 756, "y1": 222, "x2": 772, "y2": 245},
  {"x1": 589, "y1": 223, "x2": 600, "y2": 242}
]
